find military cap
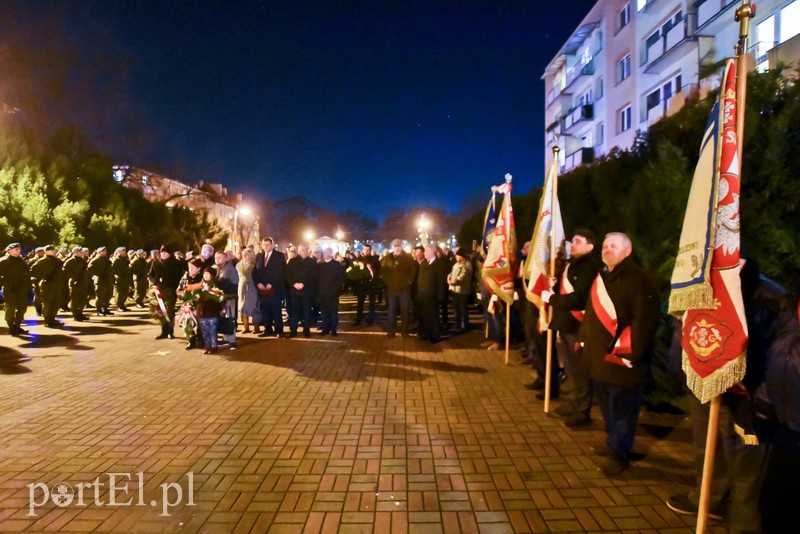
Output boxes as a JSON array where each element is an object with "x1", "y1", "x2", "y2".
[
  {"x1": 71, "y1": 246, "x2": 82, "y2": 253},
  {"x1": 135, "y1": 249, "x2": 144, "y2": 255},
  {"x1": 35, "y1": 247, "x2": 44, "y2": 253},
  {"x1": 58, "y1": 247, "x2": 67, "y2": 254},
  {"x1": 44, "y1": 244, "x2": 55, "y2": 251},
  {"x1": 114, "y1": 246, "x2": 126, "y2": 255},
  {"x1": 5, "y1": 243, "x2": 21, "y2": 252},
  {"x1": 96, "y1": 246, "x2": 107, "y2": 253},
  {"x1": 81, "y1": 247, "x2": 89, "y2": 252}
]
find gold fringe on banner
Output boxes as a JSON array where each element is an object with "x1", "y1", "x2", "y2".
[
  {"x1": 682, "y1": 351, "x2": 747, "y2": 404},
  {"x1": 668, "y1": 284, "x2": 715, "y2": 317}
]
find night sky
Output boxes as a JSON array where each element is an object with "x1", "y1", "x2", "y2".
[{"x1": 1, "y1": 0, "x2": 596, "y2": 218}]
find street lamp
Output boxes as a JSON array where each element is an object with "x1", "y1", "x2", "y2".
[
  {"x1": 335, "y1": 228, "x2": 345, "y2": 256},
  {"x1": 305, "y1": 230, "x2": 315, "y2": 242},
  {"x1": 418, "y1": 216, "x2": 431, "y2": 246},
  {"x1": 232, "y1": 206, "x2": 252, "y2": 256}
]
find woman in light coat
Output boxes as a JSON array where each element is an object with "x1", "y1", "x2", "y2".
[{"x1": 236, "y1": 248, "x2": 259, "y2": 333}]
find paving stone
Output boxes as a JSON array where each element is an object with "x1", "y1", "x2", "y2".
[{"x1": 0, "y1": 300, "x2": 702, "y2": 532}]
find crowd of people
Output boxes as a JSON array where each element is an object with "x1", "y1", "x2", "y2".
[{"x1": 1, "y1": 230, "x2": 798, "y2": 530}]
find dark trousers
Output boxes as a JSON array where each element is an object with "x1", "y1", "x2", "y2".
[
  {"x1": 440, "y1": 292, "x2": 449, "y2": 327},
  {"x1": 355, "y1": 284, "x2": 378, "y2": 325},
  {"x1": 4, "y1": 292, "x2": 27, "y2": 328},
  {"x1": 594, "y1": 380, "x2": 642, "y2": 460},
  {"x1": 418, "y1": 297, "x2": 440, "y2": 342},
  {"x1": 70, "y1": 285, "x2": 87, "y2": 319},
  {"x1": 115, "y1": 281, "x2": 130, "y2": 308},
  {"x1": 289, "y1": 294, "x2": 312, "y2": 334},
  {"x1": 318, "y1": 294, "x2": 339, "y2": 334},
  {"x1": 687, "y1": 394, "x2": 769, "y2": 532},
  {"x1": 561, "y1": 332, "x2": 592, "y2": 416},
  {"x1": 533, "y1": 330, "x2": 560, "y2": 393},
  {"x1": 159, "y1": 291, "x2": 177, "y2": 336},
  {"x1": 453, "y1": 292, "x2": 469, "y2": 331},
  {"x1": 135, "y1": 279, "x2": 148, "y2": 305},
  {"x1": 258, "y1": 295, "x2": 284, "y2": 335},
  {"x1": 386, "y1": 289, "x2": 410, "y2": 336}
]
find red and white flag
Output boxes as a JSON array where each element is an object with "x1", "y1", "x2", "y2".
[
  {"x1": 524, "y1": 159, "x2": 565, "y2": 308},
  {"x1": 482, "y1": 176, "x2": 517, "y2": 305},
  {"x1": 669, "y1": 59, "x2": 747, "y2": 403}
]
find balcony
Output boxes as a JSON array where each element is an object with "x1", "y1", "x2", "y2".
[
  {"x1": 565, "y1": 58, "x2": 595, "y2": 89},
  {"x1": 561, "y1": 147, "x2": 595, "y2": 173},
  {"x1": 645, "y1": 20, "x2": 697, "y2": 74},
  {"x1": 563, "y1": 104, "x2": 594, "y2": 132},
  {"x1": 696, "y1": 0, "x2": 738, "y2": 31}
]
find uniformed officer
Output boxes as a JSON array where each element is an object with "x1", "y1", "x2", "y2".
[
  {"x1": 30, "y1": 244, "x2": 65, "y2": 327},
  {"x1": 0, "y1": 243, "x2": 32, "y2": 336},
  {"x1": 112, "y1": 247, "x2": 132, "y2": 311},
  {"x1": 63, "y1": 246, "x2": 91, "y2": 321},
  {"x1": 28, "y1": 246, "x2": 45, "y2": 316},
  {"x1": 130, "y1": 249, "x2": 149, "y2": 308},
  {"x1": 88, "y1": 247, "x2": 114, "y2": 316}
]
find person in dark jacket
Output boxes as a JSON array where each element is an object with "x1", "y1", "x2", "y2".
[
  {"x1": 416, "y1": 245, "x2": 448, "y2": 343},
  {"x1": 577, "y1": 232, "x2": 659, "y2": 476},
  {"x1": 112, "y1": 247, "x2": 132, "y2": 311},
  {"x1": 0, "y1": 243, "x2": 32, "y2": 336},
  {"x1": 542, "y1": 229, "x2": 600, "y2": 426},
  {"x1": 149, "y1": 245, "x2": 185, "y2": 339},
  {"x1": 88, "y1": 247, "x2": 115, "y2": 316},
  {"x1": 380, "y1": 239, "x2": 416, "y2": 337},
  {"x1": 285, "y1": 244, "x2": 317, "y2": 337},
  {"x1": 355, "y1": 244, "x2": 381, "y2": 326},
  {"x1": 316, "y1": 247, "x2": 345, "y2": 336},
  {"x1": 30, "y1": 245, "x2": 65, "y2": 328},
  {"x1": 130, "y1": 249, "x2": 150, "y2": 308},
  {"x1": 63, "y1": 246, "x2": 91, "y2": 322},
  {"x1": 253, "y1": 237, "x2": 287, "y2": 338}
]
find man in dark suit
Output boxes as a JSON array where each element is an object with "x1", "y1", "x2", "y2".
[
  {"x1": 253, "y1": 237, "x2": 287, "y2": 337},
  {"x1": 285, "y1": 243, "x2": 316, "y2": 337},
  {"x1": 316, "y1": 247, "x2": 346, "y2": 336},
  {"x1": 416, "y1": 245, "x2": 448, "y2": 343},
  {"x1": 355, "y1": 244, "x2": 381, "y2": 326}
]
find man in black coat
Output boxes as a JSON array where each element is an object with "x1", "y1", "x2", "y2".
[
  {"x1": 253, "y1": 237, "x2": 287, "y2": 338},
  {"x1": 149, "y1": 245, "x2": 184, "y2": 339},
  {"x1": 415, "y1": 245, "x2": 448, "y2": 343},
  {"x1": 63, "y1": 246, "x2": 91, "y2": 322},
  {"x1": 577, "y1": 232, "x2": 659, "y2": 476},
  {"x1": 316, "y1": 247, "x2": 345, "y2": 336},
  {"x1": 30, "y1": 245, "x2": 65, "y2": 328},
  {"x1": 381, "y1": 239, "x2": 417, "y2": 337},
  {"x1": 285, "y1": 244, "x2": 316, "y2": 337},
  {"x1": 542, "y1": 229, "x2": 600, "y2": 426},
  {"x1": 355, "y1": 244, "x2": 381, "y2": 326}
]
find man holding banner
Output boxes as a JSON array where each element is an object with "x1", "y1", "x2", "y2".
[
  {"x1": 578, "y1": 232, "x2": 659, "y2": 476},
  {"x1": 541, "y1": 229, "x2": 599, "y2": 426}
]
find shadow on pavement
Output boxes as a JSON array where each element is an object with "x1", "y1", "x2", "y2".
[
  {"x1": 0, "y1": 346, "x2": 32, "y2": 374},
  {"x1": 16, "y1": 332, "x2": 93, "y2": 351},
  {"x1": 219, "y1": 336, "x2": 488, "y2": 383}
]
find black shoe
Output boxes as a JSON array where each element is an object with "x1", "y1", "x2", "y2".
[
  {"x1": 16, "y1": 325, "x2": 29, "y2": 335},
  {"x1": 74, "y1": 316, "x2": 89, "y2": 322},
  {"x1": 525, "y1": 378, "x2": 545, "y2": 391},
  {"x1": 304, "y1": 331, "x2": 311, "y2": 338},
  {"x1": 331, "y1": 332, "x2": 338, "y2": 337},
  {"x1": 320, "y1": 330, "x2": 330, "y2": 336},
  {"x1": 564, "y1": 414, "x2": 592, "y2": 428},
  {"x1": 554, "y1": 405, "x2": 574, "y2": 418},
  {"x1": 45, "y1": 321, "x2": 63, "y2": 328},
  {"x1": 118, "y1": 307, "x2": 129, "y2": 312},
  {"x1": 599, "y1": 455, "x2": 629, "y2": 477},
  {"x1": 665, "y1": 494, "x2": 724, "y2": 520},
  {"x1": 229, "y1": 343, "x2": 237, "y2": 350},
  {"x1": 155, "y1": 333, "x2": 170, "y2": 340},
  {"x1": 536, "y1": 390, "x2": 559, "y2": 400},
  {"x1": 258, "y1": 331, "x2": 272, "y2": 338}
]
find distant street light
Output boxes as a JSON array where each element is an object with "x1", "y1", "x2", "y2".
[
  {"x1": 305, "y1": 230, "x2": 315, "y2": 242},
  {"x1": 418, "y1": 215, "x2": 431, "y2": 246},
  {"x1": 232, "y1": 205, "x2": 252, "y2": 255}
]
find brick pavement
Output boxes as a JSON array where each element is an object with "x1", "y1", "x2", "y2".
[{"x1": 0, "y1": 299, "x2": 725, "y2": 533}]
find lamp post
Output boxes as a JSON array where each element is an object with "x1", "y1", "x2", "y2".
[
  {"x1": 232, "y1": 206, "x2": 252, "y2": 255},
  {"x1": 418, "y1": 216, "x2": 430, "y2": 246}
]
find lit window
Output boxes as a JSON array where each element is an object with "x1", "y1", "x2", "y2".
[
  {"x1": 619, "y1": 3, "x2": 631, "y2": 29},
  {"x1": 637, "y1": 0, "x2": 646, "y2": 11},
  {"x1": 781, "y1": 1, "x2": 800, "y2": 43},
  {"x1": 619, "y1": 54, "x2": 632, "y2": 82},
  {"x1": 619, "y1": 106, "x2": 632, "y2": 132},
  {"x1": 596, "y1": 122, "x2": 604, "y2": 146}
]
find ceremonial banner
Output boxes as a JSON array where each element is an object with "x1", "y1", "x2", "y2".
[
  {"x1": 481, "y1": 195, "x2": 497, "y2": 254},
  {"x1": 482, "y1": 178, "x2": 517, "y2": 304},
  {"x1": 524, "y1": 159, "x2": 565, "y2": 307},
  {"x1": 669, "y1": 59, "x2": 748, "y2": 403}
]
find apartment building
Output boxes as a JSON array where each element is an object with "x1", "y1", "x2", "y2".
[
  {"x1": 543, "y1": 0, "x2": 800, "y2": 174},
  {"x1": 113, "y1": 165, "x2": 259, "y2": 250}
]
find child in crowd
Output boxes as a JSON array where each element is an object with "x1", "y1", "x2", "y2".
[{"x1": 196, "y1": 268, "x2": 225, "y2": 354}]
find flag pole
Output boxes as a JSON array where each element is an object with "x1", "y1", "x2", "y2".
[
  {"x1": 505, "y1": 301, "x2": 511, "y2": 365},
  {"x1": 543, "y1": 146, "x2": 560, "y2": 414},
  {"x1": 696, "y1": 4, "x2": 753, "y2": 533}
]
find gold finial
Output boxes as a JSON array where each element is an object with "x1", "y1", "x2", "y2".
[
  {"x1": 735, "y1": 2, "x2": 756, "y2": 53},
  {"x1": 552, "y1": 145, "x2": 560, "y2": 155}
]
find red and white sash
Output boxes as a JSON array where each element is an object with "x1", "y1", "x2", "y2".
[
  {"x1": 560, "y1": 264, "x2": 585, "y2": 322},
  {"x1": 589, "y1": 275, "x2": 633, "y2": 367}
]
